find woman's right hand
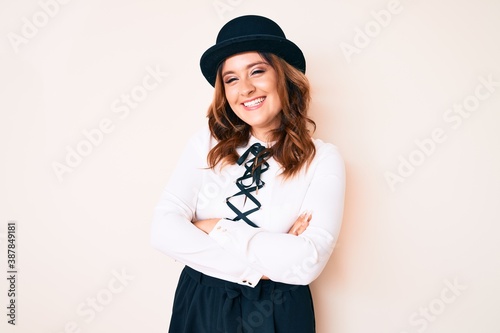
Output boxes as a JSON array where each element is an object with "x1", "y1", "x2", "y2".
[{"x1": 287, "y1": 211, "x2": 312, "y2": 236}]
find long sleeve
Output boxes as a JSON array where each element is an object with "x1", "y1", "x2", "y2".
[
  {"x1": 208, "y1": 142, "x2": 346, "y2": 285},
  {"x1": 150, "y1": 129, "x2": 263, "y2": 286}
]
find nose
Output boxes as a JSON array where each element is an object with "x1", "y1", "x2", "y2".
[{"x1": 239, "y1": 78, "x2": 255, "y2": 96}]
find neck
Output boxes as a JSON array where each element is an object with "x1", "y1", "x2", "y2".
[{"x1": 251, "y1": 129, "x2": 273, "y2": 143}]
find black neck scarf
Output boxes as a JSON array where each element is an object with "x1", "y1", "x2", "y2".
[{"x1": 225, "y1": 143, "x2": 270, "y2": 228}]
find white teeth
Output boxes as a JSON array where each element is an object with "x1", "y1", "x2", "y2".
[{"x1": 243, "y1": 97, "x2": 265, "y2": 107}]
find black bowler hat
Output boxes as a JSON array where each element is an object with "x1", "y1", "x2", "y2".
[{"x1": 200, "y1": 15, "x2": 306, "y2": 86}]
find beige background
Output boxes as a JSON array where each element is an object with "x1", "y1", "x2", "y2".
[{"x1": 1, "y1": 0, "x2": 499, "y2": 332}]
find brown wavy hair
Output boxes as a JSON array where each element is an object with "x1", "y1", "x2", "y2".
[{"x1": 207, "y1": 52, "x2": 316, "y2": 179}]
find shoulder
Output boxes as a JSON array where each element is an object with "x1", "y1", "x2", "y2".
[
  {"x1": 309, "y1": 137, "x2": 345, "y2": 178},
  {"x1": 176, "y1": 125, "x2": 217, "y2": 166},
  {"x1": 313, "y1": 138, "x2": 344, "y2": 164},
  {"x1": 186, "y1": 124, "x2": 218, "y2": 149},
  {"x1": 188, "y1": 124, "x2": 211, "y2": 143}
]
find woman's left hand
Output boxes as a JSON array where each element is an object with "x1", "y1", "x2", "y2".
[
  {"x1": 287, "y1": 211, "x2": 312, "y2": 236},
  {"x1": 193, "y1": 218, "x2": 221, "y2": 234}
]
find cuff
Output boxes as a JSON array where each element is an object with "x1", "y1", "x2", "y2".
[
  {"x1": 209, "y1": 218, "x2": 260, "y2": 256},
  {"x1": 209, "y1": 218, "x2": 263, "y2": 285},
  {"x1": 237, "y1": 266, "x2": 262, "y2": 288},
  {"x1": 208, "y1": 218, "x2": 234, "y2": 247}
]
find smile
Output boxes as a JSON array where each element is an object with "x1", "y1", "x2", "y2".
[{"x1": 243, "y1": 97, "x2": 266, "y2": 107}]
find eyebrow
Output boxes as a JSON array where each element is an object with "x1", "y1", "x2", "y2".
[{"x1": 221, "y1": 61, "x2": 269, "y2": 77}]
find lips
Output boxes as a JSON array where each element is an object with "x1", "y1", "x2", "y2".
[{"x1": 242, "y1": 97, "x2": 265, "y2": 108}]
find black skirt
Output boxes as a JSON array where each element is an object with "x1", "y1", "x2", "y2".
[{"x1": 168, "y1": 266, "x2": 316, "y2": 333}]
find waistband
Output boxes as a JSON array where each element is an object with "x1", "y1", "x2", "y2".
[
  {"x1": 182, "y1": 266, "x2": 303, "y2": 332},
  {"x1": 183, "y1": 265, "x2": 300, "y2": 293}
]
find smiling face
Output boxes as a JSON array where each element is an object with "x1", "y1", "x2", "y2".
[{"x1": 221, "y1": 52, "x2": 282, "y2": 142}]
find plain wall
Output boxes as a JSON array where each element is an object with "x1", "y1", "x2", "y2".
[{"x1": 1, "y1": 0, "x2": 499, "y2": 332}]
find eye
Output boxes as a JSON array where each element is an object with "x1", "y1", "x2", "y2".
[
  {"x1": 251, "y1": 68, "x2": 265, "y2": 75},
  {"x1": 224, "y1": 77, "x2": 237, "y2": 84}
]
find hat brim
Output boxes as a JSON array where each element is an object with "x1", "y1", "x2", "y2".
[{"x1": 200, "y1": 35, "x2": 306, "y2": 87}]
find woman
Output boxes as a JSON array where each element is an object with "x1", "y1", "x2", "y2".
[{"x1": 151, "y1": 15, "x2": 345, "y2": 333}]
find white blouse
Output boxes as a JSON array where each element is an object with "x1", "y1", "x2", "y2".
[{"x1": 151, "y1": 125, "x2": 346, "y2": 288}]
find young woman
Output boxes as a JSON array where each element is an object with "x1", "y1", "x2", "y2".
[{"x1": 151, "y1": 15, "x2": 346, "y2": 333}]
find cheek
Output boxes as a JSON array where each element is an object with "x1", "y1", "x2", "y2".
[
  {"x1": 224, "y1": 86, "x2": 238, "y2": 103},
  {"x1": 262, "y1": 79, "x2": 279, "y2": 98},
  {"x1": 267, "y1": 86, "x2": 281, "y2": 108}
]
